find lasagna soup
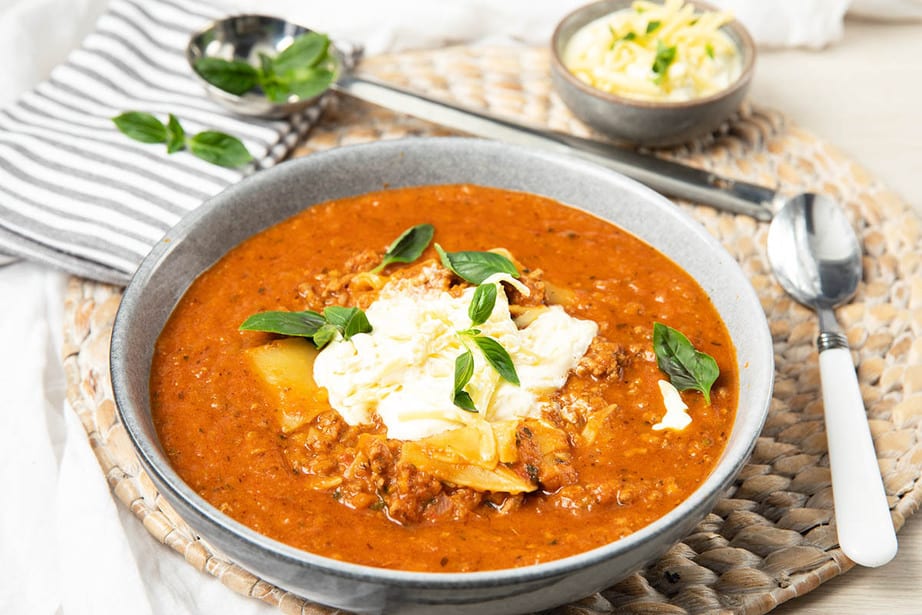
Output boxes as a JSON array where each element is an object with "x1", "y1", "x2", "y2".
[{"x1": 151, "y1": 184, "x2": 737, "y2": 572}]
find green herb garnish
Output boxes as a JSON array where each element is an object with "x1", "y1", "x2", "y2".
[
  {"x1": 646, "y1": 20, "x2": 661, "y2": 34},
  {"x1": 194, "y1": 32, "x2": 337, "y2": 104},
  {"x1": 652, "y1": 322, "x2": 719, "y2": 404},
  {"x1": 323, "y1": 306, "x2": 372, "y2": 340},
  {"x1": 165, "y1": 113, "x2": 185, "y2": 154},
  {"x1": 622, "y1": 31, "x2": 637, "y2": 41},
  {"x1": 371, "y1": 223, "x2": 435, "y2": 274},
  {"x1": 434, "y1": 244, "x2": 519, "y2": 284},
  {"x1": 452, "y1": 349, "x2": 477, "y2": 412},
  {"x1": 186, "y1": 130, "x2": 253, "y2": 168},
  {"x1": 112, "y1": 112, "x2": 252, "y2": 168},
  {"x1": 450, "y1": 279, "x2": 521, "y2": 412},
  {"x1": 112, "y1": 111, "x2": 167, "y2": 143},
  {"x1": 192, "y1": 57, "x2": 259, "y2": 95},
  {"x1": 468, "y1": 284, "x2": 497, "y2": 326},
  {"x1": 652, "y1": 40, "x2": 677, "y2": 84},
  {"x1": 240, "y1": 305, "x2": 372, "y2": 349},
  {"x1": 705, "y1": 43, "x2": 715, "y2": 59},
  {"x1": 469, "y1": 335, "x2": 519, "y2": 386}
]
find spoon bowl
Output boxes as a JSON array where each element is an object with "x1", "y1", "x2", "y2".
[
  {"x1": 186, "y1": 15, "x2": 342, "y2": 118},
  {"x1": 766, "y1": 192, "x2": 897, "y2": 568}
]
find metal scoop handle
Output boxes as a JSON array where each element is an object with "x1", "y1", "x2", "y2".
[{"x1": 334, "y1": 75, "x2": 778, "y2": 221}]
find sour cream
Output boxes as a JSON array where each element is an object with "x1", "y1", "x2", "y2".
[{"x1": 312, "y1": 271, "x2": 597, "y2": 441}]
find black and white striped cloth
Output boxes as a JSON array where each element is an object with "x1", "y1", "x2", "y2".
[{"x1": 0, "y1": 0, "x2": 344, "y2": 284}]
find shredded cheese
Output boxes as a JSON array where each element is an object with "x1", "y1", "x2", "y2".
[
  {"x1": 562, "y1": 0, "x2": 741, "y2": 102},
  {"x1": 312, "y1": 270, "x2": 598, "y2": 441}
]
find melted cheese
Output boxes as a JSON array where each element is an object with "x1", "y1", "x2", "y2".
[
  {"x1": 312, "y1": 272, "x2": 597, "y2": 441},
  {"x1": 562, "y1": 0, "x2": 741, "y2": 102},
  {"x1": 653, "y1": 379, "x2": 692, "y2": 431}
]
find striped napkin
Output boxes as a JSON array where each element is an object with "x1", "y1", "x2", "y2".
[{"x1": 0, "y1": 0, "x2": 347, "y2": 285}]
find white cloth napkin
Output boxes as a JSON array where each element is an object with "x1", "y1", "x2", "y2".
[{"x1": 0, "y1": 0, "x2": 339, "y2": 284}]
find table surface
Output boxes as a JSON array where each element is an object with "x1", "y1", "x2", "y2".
[{"x1": 755, "y1": 18, "x2": 922, "y2": 614}]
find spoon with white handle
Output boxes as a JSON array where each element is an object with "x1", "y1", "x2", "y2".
[{"x1": 766, "y1": 193, "x2": 897, "y2": 567}]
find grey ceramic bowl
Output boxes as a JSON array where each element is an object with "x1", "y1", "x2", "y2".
[
  {"x1": 111, "y1": 137, "x2": 773, "y2": 614},
  {"x1": 551, "y1": 0, "x2": 756, "y2": 148}
]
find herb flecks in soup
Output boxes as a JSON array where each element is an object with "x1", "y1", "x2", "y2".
[{"x1": 151, "y1": 184, "x2": 737, "y2": 572}]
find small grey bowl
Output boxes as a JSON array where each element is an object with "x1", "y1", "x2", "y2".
[
  {"x1": 550, "y1": 0, "x2": 756, "y2": 148},
  {"x1": 111, "y1": 138, "x2": 773, "y2": 614},
  {"x1": 187, "y1": 14, "x2": 341, "y2": 119}
]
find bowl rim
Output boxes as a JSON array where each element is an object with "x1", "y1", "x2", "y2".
[
  {"x1": 111, "y1": 136, "x2": 773, "y2": 590},
  {"x1": 550, "y1": 0, "x2": 756, "y2": 110}
]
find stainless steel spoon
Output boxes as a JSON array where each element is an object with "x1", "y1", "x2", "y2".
[{"x1": 767, "y1": 193, "x2": 897, "y2": 567}]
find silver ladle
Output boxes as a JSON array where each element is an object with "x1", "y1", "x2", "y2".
[
  {"x1": 767, "y1": 194, "x2": 897, "y2": 568},
  {"x1": 189, "y1": 15, "x2": 898, "y2": 565}
]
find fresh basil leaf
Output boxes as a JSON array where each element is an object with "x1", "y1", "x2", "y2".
[
  {"x1": 453, "y1": 390, "x2": 477, "y2": 413},
  {"x1": 453, "y1": 348, "x2": 474, "y2": 394},
  {"x1": 453, "y1": 349, "x2": 477, "y2": 412},
  {"x1": 257, "y1": 53, "x2": 287, "y2": 102},
  {"x1": 622, "y1": 31, "x2": 637, "y2": 41},
  {"x1": 187, "y1": 131, "x2": 253, "y2": 168},
  {"x1": 312, "y1": 323, "x2": 340, "y2": 349},
  {"x1": 471, "y1": 335, "x2": 519, "y2": 386},
  {"x1": 371, "y1": 223, "x2": 435, "y2": 274},
  {"x1": 112, "y1": 112, "x2": 167, "y2": 144},
  {"x1": 468, "y1": 284, "x2": 497, "y2": 327},
  {"x1": 435, "y1": 244, "x2": 519, "y2": 284},
  {"x1": 194, "y1": 57, "x2": 259, "y2": 95},
  {"x1": 273, "y1": 32, "x2": 330, "y2": 74},
  {"x1": 457, "y1": 328, "x2": 481, "y2": 337},
  {"x1": 284, "y1": 67, "x2": 335, "y2": 101},
  {"x1": 239, "y1": 310, "x2": 325, "y2": 337},
  {"x1": 652, "y1": 40, "x2": 677, "y2": 84},
  {"x1": 323, "y1": 306, "x2": 372, "y2": 340},
  {"x1": 652, "y1": 322, "x2": 719, "y2": 404},
  {"x1": 166, "y1": 113, "x2": 185, "y2": 154},
  {"x1": 646, "y1": 20, "x2": 661, "y2": 34}
]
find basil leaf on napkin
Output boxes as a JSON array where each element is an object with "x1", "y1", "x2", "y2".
[
  {"x1": 187, "y1": 131, "x2": 253, "y2": 168},
  {"x1": 113, "y1": 112, "x2": 252, "y2": 168},
  {"x1": 112, "y1": 112, "x2": 168, "y2": 143},
  {"x1": 165, "y1": 113, "x2": 185, "y2": 154}
]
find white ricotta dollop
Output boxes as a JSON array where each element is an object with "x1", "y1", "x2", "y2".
[
  {"x1": 653, "y1": 379, "x2": 693, "y2": 431},
  {"x1": 312, "y1": 272, "x2": 597, "y2": 441}
]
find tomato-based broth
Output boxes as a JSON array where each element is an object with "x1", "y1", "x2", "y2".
[{"x1": 151, "y1": 184, "x2": 737, "y2": 572}]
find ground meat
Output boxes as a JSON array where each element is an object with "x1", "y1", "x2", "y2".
[
  {"x1": 574, "y1": 337, "x2": 632, "y2": 380},
  {"x1": 514, "y1": 419, "x2": 578, "y2": 493},
  {"x1": 384, "y1": 462, "x2": 444, "y2": 524}
]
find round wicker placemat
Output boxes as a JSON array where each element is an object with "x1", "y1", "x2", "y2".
[{"x1": 62, "y1": 46, "x2": 922, "y2": 614}]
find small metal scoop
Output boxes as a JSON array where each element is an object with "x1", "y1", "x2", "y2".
[{"x1": 767, "y1": 194, "x2": 897, "y2": 568}]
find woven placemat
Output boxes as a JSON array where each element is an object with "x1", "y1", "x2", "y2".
[{"x1": 62, "y1": 46, "x2": 922, "y2": 614}]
